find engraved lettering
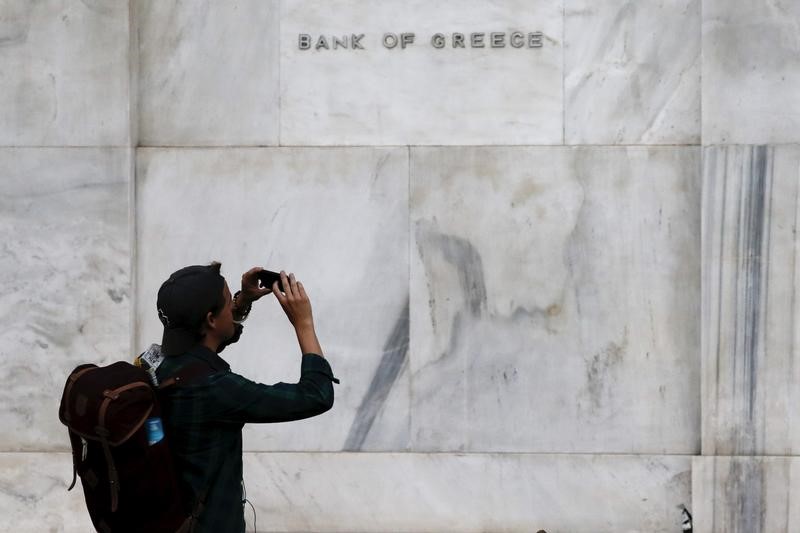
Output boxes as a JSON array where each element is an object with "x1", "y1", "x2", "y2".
[
  {"x1": 491, "y1": 32, "x2": 505, "y2": 48},
  {"x1": 351, "y1": 33, "x2": 365, "y2": 49},
  {"x1": 383, "y1": 33, "x2": 398, "y2": 49},
  {"x1": 528, "y1": 31, "x2": 543, "y2": 48},
  {"x1": 296, "y1": 31, "x2": 543, "y2": 53}
]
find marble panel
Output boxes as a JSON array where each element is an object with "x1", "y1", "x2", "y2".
[
  {"x1": 136, "y1": 0, "x2": 280, "y2": 146},
  {"x1": 701, "y1": 145, "x2": 800, "y2": 455},
  {"x1": 692, "y1": 456, "x2": 800, "y2": 533},
  {"x1": 0, "y1": 453, "x2": 95, "y2": 532},
  {"x1": 244, "y1": 452, "x2": 691, "y2": 532},
  {"x1": 0, "y1": 148, "x2": 131, "y2": 451},
  {"x1": 0, "y1": 1, "x2": 129, "y2": 146},
  {"x1": 703, "y1": 0, "x2": 800, "y2": 144},
  {"x1": 280, "y1": 0, "x2": 563, "y2": 146},
  {"x1": 135, "y1": 147, "x2": 409, "y2": 451},
  {"x1": 410, "y1": 146, "x2": 701, "y2": 453},
  {"x1": 564, "y1": 0, "x2": 700, "y2": 145},
  {"x1": 0, "y1": 452, "x2": 690, "y2": 533}
]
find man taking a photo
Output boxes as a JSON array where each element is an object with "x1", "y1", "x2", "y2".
[{"x1": 152, "y1": 262, "x2": 339, "y2": 532}]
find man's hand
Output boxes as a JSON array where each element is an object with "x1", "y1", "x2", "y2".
[
  {"x1": 272, "y1": 271, "x2": 322, "y2": 355},
  {"x1": 272, "y1": 271, "x2": 315, "y2": 330},
  {"x1": 239, "y1": 266, "x2": 272, "y2": 305}
]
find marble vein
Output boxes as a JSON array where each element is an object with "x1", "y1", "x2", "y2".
[
  {"x1": 702, "y1": 145, "x2": 800, "y2": 455},
  {"x1": 344, "y1": 297, "x2": 409, "y2": 451},
  {"x1": 693, "y1": 457, "x2": 800, "y2": 533}
]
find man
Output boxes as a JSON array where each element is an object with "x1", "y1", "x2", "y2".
[{"x1": 152, "y1": 262, "x2": 339, "y2": 532}]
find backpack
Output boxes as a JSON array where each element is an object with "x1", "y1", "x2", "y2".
[{"x1": 58, "y1": 345, "x2": 214, "y2": 533}]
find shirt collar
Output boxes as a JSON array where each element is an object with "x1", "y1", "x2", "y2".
[{"x1": 185, "y1": 343, "x2": 231, "y2": 373}]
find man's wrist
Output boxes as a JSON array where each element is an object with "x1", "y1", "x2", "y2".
[
  {"x1": 232, "y1": 290, "x2": 253, "y2": 322},
  {"x1": 294, "y1": 320, "x2": 315, "y2": 333},
  {"x1": 295, "y1": 322, "x2": 321, "y2": 355}
]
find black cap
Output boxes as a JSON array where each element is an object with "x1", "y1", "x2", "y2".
[{"x1": 157, "y1": 265, "x2": 225, "y2": 356}]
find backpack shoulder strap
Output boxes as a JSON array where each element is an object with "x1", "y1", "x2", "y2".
[{"x1": 158, "y1": 361, "x2": 217, "y2": 390}]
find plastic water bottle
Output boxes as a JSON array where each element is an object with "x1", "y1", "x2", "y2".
[{"x1": 146, "y1": 417, "x2": 164, "y2": 445}]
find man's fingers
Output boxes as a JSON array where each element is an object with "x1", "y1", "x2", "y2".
[
  {"x1": 272, "y1": 281, "x2": 284, "y2": 301},
  {"x1": 280, "y1": 271, "x2": 293, "y2": 299},
  {"x1": 276, "y1": 271, "x2": 309, "y2": 300},
  {"x1": 279, "y1": 272, "x2": 293, "y2": 298},
  {"x1": 242, "y1": 266, "x2": 263, "y2": 282}
]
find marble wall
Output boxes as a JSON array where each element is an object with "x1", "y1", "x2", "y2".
[
  {"x1": 694, "y1": 0, "x2": 800, "y2": 529},
  {"x1": 564, "y1": 0, "x2": 700, "y2": 144},
  {"x1": 0, "y1": 0, "x2": 798, "y2": 531},
  {"x1": 0, "y1": 148, "x2": 131, "y2": 452},
  {"x1": 409, "y1": 146, "x2": 700, "y2": 454},
  {"x1": 0, "y1": 1, "x2": 131, "y2": 146},
  {"x1": 280, "y1": 0, "x2": 563, "y2": 145},
  {"x1": 702, "y1": 0, "x2": 800, "y2": 144}
]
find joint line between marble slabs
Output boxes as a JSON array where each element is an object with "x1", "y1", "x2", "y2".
[
  {"x1": 129, "y1": 143, "x2": 704, "y2": 149},
  {"x1": 3, "y1": 450, "x2": 710, "y2": 457},
  {"x1": 211, "y1": 452, "x2": 800, "y2": 458},
  {"x1": 407, "y1": 144, "x2": 412, "y2": 451},
  {"x1": 277, "y1": 0, "x2": 282, "y2": 147},
  {"x1": 258, "y1": 143, "x2": 705, "y2": 148},
  {"x1": 702, "y1": 143, "x2": 800, "y2": 148},
  {"x1": 0, "y1": 142, "x2": 708, "y2": 150},
  {"x1": 17, "y1": 450, "x2": 800, "y2": 458},
  {"x1": 562, "y1": 0, "x2": 565, "y2": 145},
  {"x1": 127, "y1": 0, "x2": 139, "y2": 149},
  {"x1": 235, "y1": 451, "x2": 709, "y2": 457},
  {"x1": 128, "y1": 148, "x2": 137, "y2": 358},
  {"x1": 127, "y1": 0, "x2": 139, "y2": 358},
  {"x1": 699, "y1": 0, "x2": 704, "y2": 147},
  {"x1": 0, "y1": 145, "x2": 135, "y2": 149}
]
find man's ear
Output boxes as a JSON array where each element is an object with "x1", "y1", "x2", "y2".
[{"x1": 203, "y1": 310, "x2": 216, "y2": 332}]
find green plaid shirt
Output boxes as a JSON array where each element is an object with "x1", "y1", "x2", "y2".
[{"x1": 155, "y1": 341, "x2": 339, "y2": 533}]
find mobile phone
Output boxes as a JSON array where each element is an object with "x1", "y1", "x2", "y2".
[{"x1": 256, "y1": 269, "x2": 286, "y2": 292}]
